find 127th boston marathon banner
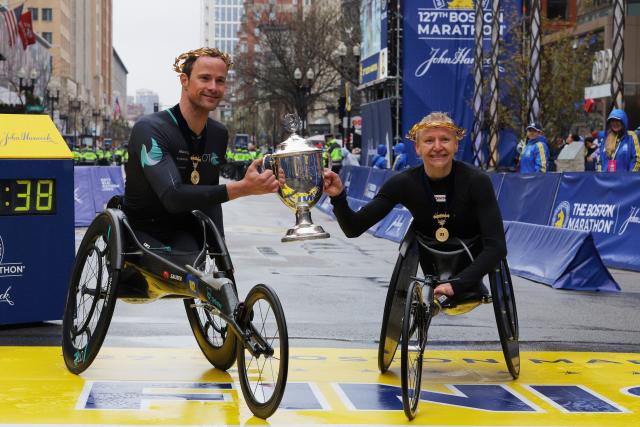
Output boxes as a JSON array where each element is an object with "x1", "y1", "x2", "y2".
[{"x1": 402, "y1": 0, "x2": 521, "y2": 166}]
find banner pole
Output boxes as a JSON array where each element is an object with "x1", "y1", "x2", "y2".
[
  {"x1": 488, "y1": 0, "x2": 501, "y2": 169},
  {"x1": 528, "y1": 0, "x2": 541, "y2": 124},
  {"x1": 471, "y1": 0, "x2": 485, "y2": 168},
  {"x1": 611, "y1": 0, "x2": 625, "y2": 109}
]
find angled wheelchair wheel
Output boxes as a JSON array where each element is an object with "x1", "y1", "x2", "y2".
[
  {"x1": 401, "y1": 281, "x2": 428, "y2": 420},
  {"x1": 378, "y1": 235, "x2": 420, "y2": 373},
  {"x1": 490, "y1": 259, "x2": 520, "y2": 379},
  {"x1": 62, "y1": 213, "x2": 119, "y2": 374},
  {"x1": 237, "y1": 284, "x2": 289, "y2": 419},
  {"x1": 185, "y1": 256, "x2": 238, "y2": 371}
]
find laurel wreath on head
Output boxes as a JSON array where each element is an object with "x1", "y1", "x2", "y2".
[{"x1": 172, "y1": 47, "x2": 234, "y2": 73}]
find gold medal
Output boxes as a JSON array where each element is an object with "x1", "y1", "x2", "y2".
[
  {"x1": 190, "y1": 155, "x2": 201, "y2": 185},
  {"x1": 433, "y1": 213, "x2": 450, "y2": 242},
  {"x1": 435, "y1": 227, "x2": 449, "y2": 242},
  {"x1": 190, "y1": 170, "x2": 200, "y2": 184}
]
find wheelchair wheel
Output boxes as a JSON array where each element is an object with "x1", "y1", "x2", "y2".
[
  {"x1": 237, "y1": 284, "x2": 288, "y2": 419},
  {"x1": 185, "y1": 298, "x2": 238, "y2": 371},
  {"x1": 490, "y1": 259, "x2": 520, "y2": 379},
  {"x1": 401, "y1": 281, "x2": 428, "y2": 420},
  {"x1": 185, "y1": 257, "x2": 238, "y2": 371},
  {"x1": 62, "y1": 214, "x2": 119, "y2": 374},
  {"x1": 378, "y1": 236, "x2": 420, "y2": 373}
]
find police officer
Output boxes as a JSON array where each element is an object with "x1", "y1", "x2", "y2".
[{"x1": 324, "y1": 134, "x2": 343, "y2": 174}]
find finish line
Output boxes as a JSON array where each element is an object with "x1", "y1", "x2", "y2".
[{"x1": 1, "y1": 347, "x2": 639, "y2": 425}]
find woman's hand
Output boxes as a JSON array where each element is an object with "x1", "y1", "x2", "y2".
[
  {"x1": 434, "y1": 282, "x2": 454, "y2": 298},
  {"x1": 323, "y1": 169, "x2": 344, "y2": 197}
]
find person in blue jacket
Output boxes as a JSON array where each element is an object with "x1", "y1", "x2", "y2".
[
  {"x1": 392, "y1": 142, "x2": 409, "y2": 171},
  {"x1": 371, "y1": 143, "x2": 388, "y2": 169},
  {"x1": 597, "y1": 109, "x2": 640, "y2": 172},
  {"x1": 519, "y1": 122, "x2": 550, "y2": 173}
]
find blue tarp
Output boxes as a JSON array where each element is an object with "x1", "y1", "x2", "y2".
[{"x1": 505, "y1": 221, "x2": 620, "y2": 292}]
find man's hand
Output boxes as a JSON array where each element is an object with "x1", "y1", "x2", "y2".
[
  {"x1": 434, "y1": 282, "x2": 454, "y2": 298},
  {"x1": 227, "y1": 158, "x2": 279, "y2": 200},
  {"x1": 323, "y1": 169, "x2": 344, "y2": 197}
]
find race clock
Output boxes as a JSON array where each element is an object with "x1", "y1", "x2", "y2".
[{"x1": 0, "y1": 114, "x2": 74, "y2": 325}]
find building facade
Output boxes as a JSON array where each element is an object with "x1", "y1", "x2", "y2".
[
  {"x1": 136, "y1": 88, "x2": 159, "y2": 116},
  {"x1": 111, "y1": 47, "x2": 127, "y2": 119}
]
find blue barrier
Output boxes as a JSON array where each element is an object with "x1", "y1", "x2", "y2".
[
  {"x1": 74, "y1": 167, "x2": 97, "y2": 226},
  {"x1": 341, "y1": 166, "x2": 370, "y2": 200},
  {"x1": 374, "y1": 208, "x2": 412, "y2": 243},
  {"x1": 362, "y1": 168, "x2": 388, "y2": 201},
  {"x1": 91, "y1": 166, "x2": 125, "y2": 212},
  {"x1": 505, "y1": 221, "x2": 620, "y2": 292},
  {"x1": 549, "y1": 172, "x2": 640, "y2": 272},
  {"x1": 74, "y1": 166, "x2": 125, "y2": 227},
  {"x1": 488, "y1": 172, "x2": 504, "y2": 198},
  {"x1": 497, "y1": 173, "x2": 561, "y2": 225}
]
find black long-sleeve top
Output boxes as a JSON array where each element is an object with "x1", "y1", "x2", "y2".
[
  {"x1": 331, "y1": 161, "x2": 506, "y2": 291},
  {"x1": 124, "y1": 104, "x2": 229, "y2": 232}
]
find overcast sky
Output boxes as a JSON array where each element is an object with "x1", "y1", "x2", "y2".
[{"x1": 113, "y1": 0, "x2": 201, "y2": 107}]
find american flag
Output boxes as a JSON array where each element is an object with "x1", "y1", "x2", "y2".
[{"x1": 1, "y1": 4, "x2": 23, "y2": 48}]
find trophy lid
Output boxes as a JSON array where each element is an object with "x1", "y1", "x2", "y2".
[{"x1": 273, "y1": 114, "x2": 322, "y2": 156}]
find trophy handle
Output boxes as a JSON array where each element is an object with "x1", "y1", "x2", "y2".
[{"x1": 262, "y1": 154, "x2": 274, "y2": 172}]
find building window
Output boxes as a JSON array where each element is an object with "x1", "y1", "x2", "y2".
[
  {"x1": 547, "y1": 0, "x2": 567, "y2": 20},
  {"x1": 42, "y1": 8, "x2": 53, "y2": 21},
  {"x1": 42, "y1": 32, "x2": 53, "y2": 43},
  {"x1": 29, "y1": 7, "x2": 38, "y2": 20}
]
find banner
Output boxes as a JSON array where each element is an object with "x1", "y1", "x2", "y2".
[
  {"x1": 360, "y1": 99, "x2": 393, "y2": 169},
  {"x1": 497, "y1": 172, "x2": 561, "y2": 225},
  {"x1": 341, "y1": 165, "x2": 371, "y2": 200},
  {"x1": 91, "y1": 166, "x2": 125, "y2": 213},
  {"x1": 549, "y1": 172, "x2": 640, "y2": 271},
  {"x1": 360, "y1": 0, "x2": 388, "y2": 85},
  {"x1": 401, "y1": 0, "x2": 521, "y2": 167},
  {"x1": 74, "y1": 167, "x2": 96, "y2": 226}
]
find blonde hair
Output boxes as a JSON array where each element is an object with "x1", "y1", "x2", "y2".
[
  {"x1": 406, "y1": 112, "x2": 466, "y2": 142},
  {"x1": 604, "y1": 132, "x2": 619, "y2": 159}
]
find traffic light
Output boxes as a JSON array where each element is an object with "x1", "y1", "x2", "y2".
[{"x1": 338, "y1": 96, "x2": 346, "y2": 119}]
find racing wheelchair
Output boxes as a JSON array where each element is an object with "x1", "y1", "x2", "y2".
[
  {"x1": 377, "y1": 226, "x2": 519, "y2": 420},
  {"x1": 61, "y1": 197, "x2": 288, "y2": 419}
]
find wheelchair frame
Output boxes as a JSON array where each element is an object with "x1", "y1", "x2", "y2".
[{"x1": 61, "y1": 207, "x2": 289, "y2": 419}]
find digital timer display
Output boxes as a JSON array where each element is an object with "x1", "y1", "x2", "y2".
[{"x1": 0, "y1": 179, "x2": 56, "y2": 215}]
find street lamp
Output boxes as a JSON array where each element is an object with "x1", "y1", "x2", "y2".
[
  {"x1": 91, "y1": 106, "x2": 103, "y2": 149},
  {"x1": 335, "y1": 42, "x2": 360, "y2": 148},
  {"x1": 293, "y1": 67, "x2": 314, "y2": 133},
  {"x1": 17, "y1": 67, "x2": 39, "y2": 106},
  {"x1": 102, "y1": 105, "x2": 112, "y2": 139},
  {"x1": 46, "y1": 78, "x2": 60, "y2": 119},
  {"x1": 68, "y1": 97, "x2": 82, "y2": 149}
]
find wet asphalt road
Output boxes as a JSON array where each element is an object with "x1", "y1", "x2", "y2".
[{"x1": 2, "y1": 182, "x2": 640, "y2": 354}]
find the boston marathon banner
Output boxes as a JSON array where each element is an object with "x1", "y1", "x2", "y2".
[
  {"x1": 549, "y1": 173, "x2": 640, "y2": 271},
  {"x1": 402, "y1": 0, "x2": 520, "y2": 166}
]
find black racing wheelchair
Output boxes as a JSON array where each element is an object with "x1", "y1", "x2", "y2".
[
  {"x1": 61, "y1": 198, "x2": 288, "y2": 419},
  {"x1": 377, "y1": 226, "x2": 519, "y2": 420}
]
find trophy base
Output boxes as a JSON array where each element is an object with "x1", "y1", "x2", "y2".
[{"x1": 281, "y1": 224, "x2": 330, "y2": 242}]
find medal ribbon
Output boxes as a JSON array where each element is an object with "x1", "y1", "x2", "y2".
[{"x1": 420, "y1": 164, "x2": 456, "y2": 238}]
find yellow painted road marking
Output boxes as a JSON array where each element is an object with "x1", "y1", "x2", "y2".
[{"x1": 0, "y1": 347, "x2": 639, "y2": 425}]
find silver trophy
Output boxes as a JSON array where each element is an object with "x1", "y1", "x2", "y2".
[{"x1": 263, "y1": 114, "x2": 330, "y2": 242}]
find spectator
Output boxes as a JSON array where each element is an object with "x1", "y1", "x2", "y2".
[
  {"x1": 344, "y1": 147, "x2": 361, "y2": 166},
  {"x1": 584, "y1": 136, "x2": 599, "y2": 171},
  {"x1": 519, "y1": 122, "x2": 550, "y2": 173},
  {"x1": 392, "y1": 142, "x2": 409, "y2": 171},
  {"x1": 371, "y1": 143, "x2": 388, "y2": 169},
  {"x1": 596, "y1": 109, "x2": 640, "y2": 172}
]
